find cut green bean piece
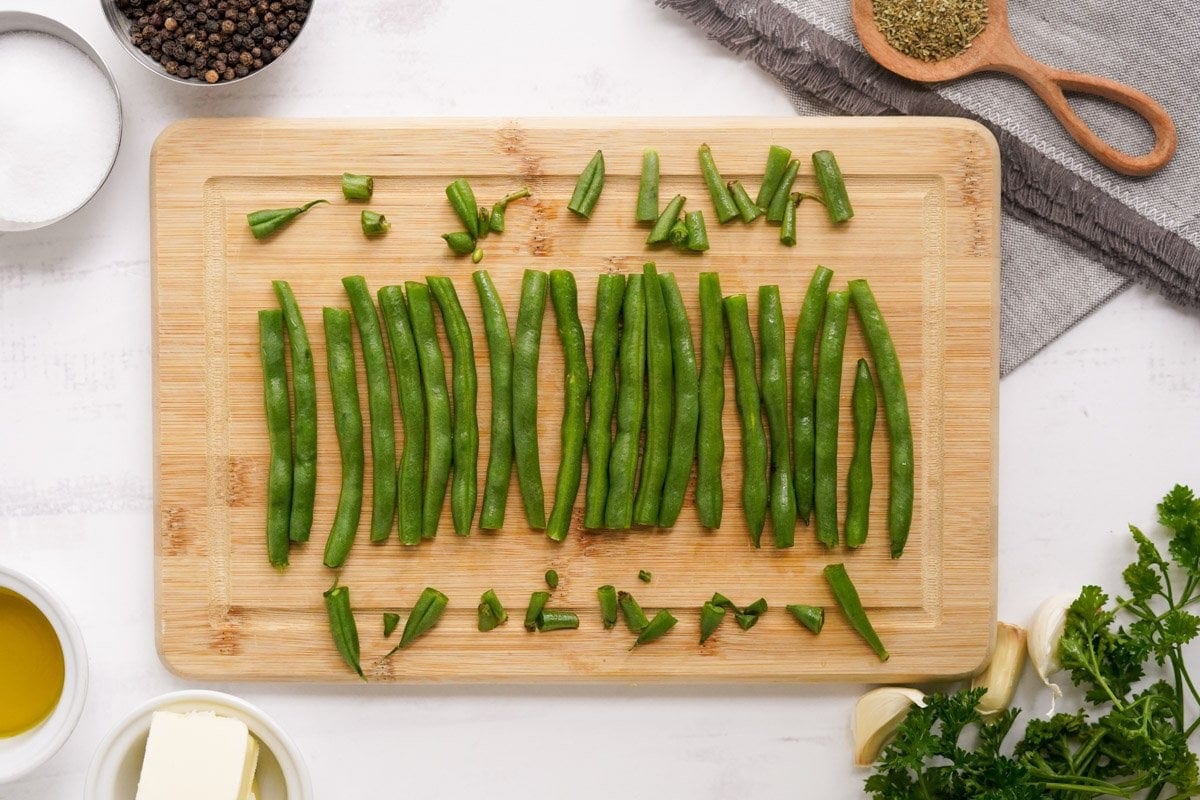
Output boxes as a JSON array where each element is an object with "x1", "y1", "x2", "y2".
[
  {"x1": 669, "y1": 218, "x2": 688, "y2": 249},
  {"x1": 321, "y1": 308, "x2": 364, "y2": 568},
  {"x1": 728, "y1": 180, "x2": 761, "y2": 223},
  {"x1": 711, "y1": 593, "x2": 736, "y2": 611},
  {"x1": 428, "y1": 276, "x2": 478, "y2": 536},
  {"x1": 698, "y1": 144, "x2": 738, "y2": 223},
  {"x1": 791, "y1": 267, "x2": 834, "y2": 524},
  {"x1": 755, "y1": 145, "x2": 793, "y2": 208},
  {"x1": 524, "y1": 591, "x2": 551, "y2": 631},
  {"x1": 584, "y1": 274, "x2": 625, "y2": 529},
  {"x1": 638, "y1": 569, "x2": 652, "y2": 583},
  {"x1": 780, "y1": 195, "x2": 798, "y2": 247},
  {"x1": 259, "y1": 309, "x2": 292, "y2": 570},
  {"x1": 391, "y1": 587, "x2": 449, "y2": 653},
  {"x1": 406, "y1": 282, "x2": 452, "y2": 539},
  {"x1": 699, "y1": 601, "x2": 726, "y2": 644},
  {"x1": 824, "y1": 563, "x2": 887, "y2": 661},
  {"x1": 765, "y1": 160, "x2": 800, "y2": 223},
  {"x1": 735, "y1": 597, "x2": 768, "y2": 630},
  {"x1": 272, "y1": 282, "x2": 316, "y2": 543},
  {"x1": 475, "y1": 207, "x2": 490, "y2": 241},
  {"x1": 471, "y1": 248, "x2": 484, "y2": 265},
  {"x1": 547, "y1": 270, "x2": 588, "y2": 542},
  {"x1": 567, "y1": 150, "x2": 605, "y2": 218},
  {"x1": 684, "y1": 209, "x2": 710, "y2": 252},
  {"x1": 812, "y1": 150, "x2": 854, "y2": 223},
  {"x1": 323, "y1": 582, "x2": 363, "y2": 679},
  {"x1": 341, "y1": 173, "x2": 373, "y2": 201},
  {"x1": 446, "y1": 178, "x2": 480, "y2": 237},
  {"x1": 342, "y1": 276, "x2": 396, "y2": 544},
  {"x1": 383, "y1": 611, "x2": 400, "y2": 638},
  {"x1": 473, "y1": 271, "x2": 514, "y2": 530},
  {"x1": 513, "y1": 270, "x2": 549, "y2": 529},
  {"x1": 633, "y1": 263, "x2": 672, "y2": 526},
  {"x1": 377, "y1": 285, "x2": 427, "y2": 546},
  {"x1": 537, "y1": 610, "x2": 580, "y2": 631},
  {"x1": 605, "y1": 274, "x2": 646, "y2": 530},
  {"x1": 598, "y1": 585, "x2": 619, "y2": 629},
  {"x1": 657, "y1": 273, "x2": 698, "y2": 527},
  {"x1": 360, "y1": 210, "x2": 390, "y2": 236},
  {"x1": 488, "y1": 187, "x2": 530, "y2": 233},
  {"x1": 696, "y1": 273, "x2": 725, "y2": 528},
  {"x1": 478, "y1": 588, "x2": 508, "y2": 632},
  {"x1": 636, "y1": 149, "x2": 660, "y2": 223},
  {"x1": 633, "y1": 609, "x2": 678, "y2": 647},
  {"x1": 443, "y1": 231, "x2": 476, "y2": 255},
  {"x1": 545, "y1": 569, "x2": 559, "y2": 589},
  {"x1": 647, "y1": 194, "x2": 686, "y2": 245},
  {"x1": 815, "y1": 290, "x2": 850, "y2": 549},
  {"x1": 247, "y1": 199, "x2": 327, "y2": 239},
  {"x1": 618, "y1": 591, "x2": 650, "y2": 633},
  {"x1": 724, "y1": 294, "x2": 767, "y2": 545},
  {"x1": 786, "y1": 604, "x2": 825, "y2": 634},
  {"x1": 758, "y1": 285, "x2": 796, "y2": 548},
  {"x1": 846, "y1": 358, "x2": 876, "y2": 548}
]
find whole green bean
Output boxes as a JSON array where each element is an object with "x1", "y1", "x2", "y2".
[
  {"x1": 567, "y1": 150, "x2": 605, "y2": 218},
  {"x1": 321, "y1": 307, "x2": 363, "y2": 569},
  {"x1": 446, "y1": 178, "x2": 480, "y2": 237},
  {"x1": 815, "y1": 290, "x2": 850, "y2": 549},
  {"x1": 513, "y1": 270, "x2": 549, "y2": 529},
  {"x1": 428, "y1": 276, "x2": 478, "y2": 536},
  {"x1": 728, "y1": 180, "x2": 762, "y2": 223},
  {"x1": 780, "y1": 195, "x2": 798, "y2": 247},
  {"x1": 647, "y1": 194, "x2": 686, "y2": 245},
  {"x1": 698, "y1": 144, "x2": 739, "y2": 223},
  {"x1": 247, "y1": 199, "x2": 327, "y2": 239},
  {"x1": 618, "y1": 591, "x2": 650, "y2": 633},
  {"x1": 848, "y1": 280, "x2": 913, "y2": 558},
  {"x1": 537, "y1": 610, "x2": 580, "y2": 631},
  {"x1": 405, "y1": 282, "x2": 452, "y2": 539},
  {"x1": 696, "y1": 273, "x2": 725, "y2": 528},
  {"x1": 787, "y1": 604, "x2": 825, "y2": 634},
  {"x1": 758, "y1": 286, "x2": 796, "y2": 548},
  {"x1": 597, "y1": 585, "x2": 619, "y2": 629},
  {"x1": 342, "y1": 276, "x2": 396, "y2": 543},
  {"x1": 699, "y1": 601, "x2": 726, "y2": 644},
  {"x1": 792, "y1": 266, "x2": 834, "y2": 523},
  {"x1": 657, "y1": 273, "x2": 698, "y2": 527},
  {"x1": 473, "y1": 271, "x2": 514, "y2": 530},
  {"x1": 754, "y1": 145, "x2": 793, "y2": 208},
  {"x1": 632, "y1": 609, "x2": 678, "y2": 647},
  {"x1": 824, "y1": 563, "x2": 888, "y2": 661},
  {"x1": 271, "y1": 281, "x2": 316, "y2": 544},
  {"x1": 633, "y1": 263, "x2": 673, "y2": 527},
  {"x1": 635, "y1": 148, "x2": 660, "y2": 223},
  {"x1": 259, "y1": 309, "x2": 292, "y2": 569},
  {"x1": 765, "y1": 160, "x2": 800, "y2": 223},
  {"x1": 584, "y1": 274, "x2": 625, "y2": 529},
  {"x1": 723, "y1": 294, "x2": 767, "y2": 546},
  {"x1": 846, "y1": 358, "x2": 876, "y2": 548},
  {"x1": 524, "y1": 591, "x2": 550, "y2": 631},
  {"x1": 604, "y1": 274, "x2": 646, "y2": 530},
  {"x1": 812, "y1": 150, "x2": 854, "y2": 223},
  {"x1": 323, "y1": 582, "x2": 363, "y2": 679},
  {"x1": 341, "y1": 172, "x2": 373, "y2": 200},
  {"x1": 684, "y1": 209, "x2": 710, "y2": 252},
  {"x1": 377, "y1": 285, "x2": 427, "y2": 546},
  {"x1": 546, "y1": 270, "x2": 588, "y2": 542}
]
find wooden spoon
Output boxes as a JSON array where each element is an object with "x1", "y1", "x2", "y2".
[{"x1": 851, "y1": 0, "x2": 1176, "y2": 176}]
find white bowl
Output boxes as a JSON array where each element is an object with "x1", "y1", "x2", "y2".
[
  {"x1": 0, "y1": 565, "x2": 90, "y2": 784},
  {"x1": 85, "y1": 690, "x2": 313, "y2": 800}
]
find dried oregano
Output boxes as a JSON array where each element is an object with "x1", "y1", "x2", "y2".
[{"x1": 873, "y1": 0, "x2": 988, "y2": 62}]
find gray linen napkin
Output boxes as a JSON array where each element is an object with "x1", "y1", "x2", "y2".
[{"x1": 658, "y1": 0, "x2": 1200, "y2": 374}]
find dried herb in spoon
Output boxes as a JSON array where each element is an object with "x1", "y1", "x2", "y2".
[{"x1": 873, "y1": 0, "x2": 988, "y2": 62}]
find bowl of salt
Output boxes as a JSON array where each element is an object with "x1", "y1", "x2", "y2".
[{"x1": 0, "y1": 12, "x2": 123, "y2": 231}]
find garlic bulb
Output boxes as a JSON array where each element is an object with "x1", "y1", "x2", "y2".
[
  {"x1": 971, "y1": 621, "x2": 1027, "y2": 717},
  {"x1": 1027, "y1": 592, "x2": 1077, "y2": 713},
  {"x1": 853, "y1": 687, "x2": 926, "y2": 766}
]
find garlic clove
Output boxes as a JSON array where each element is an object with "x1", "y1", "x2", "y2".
[
  {"x1": 971, "y1": 621, "x2": 1028, "y2": 717},
  {"x1": 1027, "y1": 592, "x2": 1077, "y2": 714},
  {"x1": 853, "y1": 687, "x2": 926, "y2": 766}
]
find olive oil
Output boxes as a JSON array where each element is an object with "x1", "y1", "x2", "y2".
[{"x1": 0, "y1": 588, "x2": 65, "y2": 737}]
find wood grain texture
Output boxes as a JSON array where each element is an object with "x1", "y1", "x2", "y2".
[{"x1": 152, "y1": 117, "x2": 999, "y2": 682}]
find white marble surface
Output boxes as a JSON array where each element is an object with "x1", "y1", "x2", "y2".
[{"x1": 2, "y1": 1, "x2": 1198, "y2": 797}]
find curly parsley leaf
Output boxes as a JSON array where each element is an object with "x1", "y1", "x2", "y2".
[
  {"x1": 1159, "y1": 484, "x2": 1200, "y2": 575},
  {"x1": 1059, "y1": 585, "x2": 1146, "y2": 705}
]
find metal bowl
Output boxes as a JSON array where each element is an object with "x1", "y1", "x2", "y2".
[
  {"x1": 0, "y1": 11, "x2": 123, "y2": 232},
  {"x1": 99, "y1": 0, "x2": 312, "y2": 86}
]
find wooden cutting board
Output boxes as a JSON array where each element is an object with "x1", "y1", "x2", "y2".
[{"x1": 152, "y1": 118, "x2": 999, "y2": 683}]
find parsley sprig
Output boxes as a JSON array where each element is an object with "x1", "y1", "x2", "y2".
[{"x1": 866, "y1": 485, "x2": 1200, "y2": 799}]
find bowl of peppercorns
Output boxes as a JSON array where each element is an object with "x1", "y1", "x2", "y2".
[{"x1": 101, "y1": 0, "x2": 311, "y2": 85}]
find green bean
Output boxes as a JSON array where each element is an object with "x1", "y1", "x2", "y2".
[
  {"x1": 478, "y1": 588, "x2": 507, "y2": 632},
  {"x1": 567, "y1": 150, "x2": 605, "y2": 218},
  {"x1": 638, "y1": 569, "x2": 653, "y2": 583},
  {"x1": 824, "y1": 563, "x2": 887, "y2": 661},
  {"x1": 583, "y1": 274, "x2": 625, "y2": 529},
  {"x1": 755, "y1": 145, "x2": 793, "y2": 208},
  {"x1": 341, "y1": 173, "x2": 373, "y2": 200},
  {"x1": 734, "y1": 597, "x2": 768, "y2": 630},
  {"x1": 787, "y1": 604, "x2": 825, "y2": 634},
  {"x1": 668, "y1": 218, "x2": 689, "y2": 249},
  {"x1": 377, "y1": 286, "x2": 427, "y2": 546},
  {"x1": 271, "y1": 281, "x2": 316, "y2": 544},
  {"x1": 473, "y1": 271, "x2": 514, "y2": 530},
  {"x1": 446, "y1": 178, "x2": 480, "y2": 237},
  {"x1": 765, "y1": 160, "x2": 800, "y2": 223},
  {"x1": 476, "y1": 207, "x2": 490, "y2": 240},
  {"x1": 635, "y1": 148, "x2": 660, "y2": 223},
  {"x1": 513, "y1": 270, "x2": 549, "y2": 529},
  {"x1": 646, "y1": 194, "x2": 686, "y2": 245},
  {"x1": 443, "y1": 232, "x2": 476, "y2": 255},
  {"x1": 405, "y1": 282, "x2": 452, "y2": 539},
  {"x1": 696, "y1": 273, "x2": 725, "y2": 528},
  {"x1": 546, "y1": 270, "x2": 588, "y2": 542},
  {"x1": 428, "y1": 276, "x2": 478, "y2": 536},
  {"x1": 845, "y1": 358, "x2": 877, "y2": 549},
  {"x1": 545, "y1": 569, "x2": 560, "y2": 589},
  {"x1": 342, "y1": 276, "x2": 396, "y2": 543},
  {"x1": 811, "y1": 150, "x2": 854, "y2": 223},
  {"x1": 657, "y1": 273, "x2": 698, "y2": 527},
  {"x1": 814, "y1": 290, "x2": 850, "y2": 549},
  {"x1": 723, "y1": 294, "x2": 767, "y2": 546},
  {"x1": 597, "y1": 585, "x2": 618, "y2": 628},
  {"x1": 247, "y1": 199, "x2": 327, "y2": 239},
  {"x1": 633, "y1": 263, "x2": 672, "y2": 527},
  {"x1": 390, "y1": 587, "x2": 449, "y2": 653},
  {"x1": 698, "y1": 144, "x2": 738, "y2": 223},
  {"x1": 524, "y1": 591, "x2": 550, "y2": 631},
  {"x1": 849, "y1": 280, "x2": 913, "y2": 558},
  {"x1": 259, "y1": 310, "x2": 292, "y2": 569},
  {"x1": 779, "y1": 195, "x2": 798, "y2": 247},
  {"x1": 383, "y1": 611, "x2": 400, "y2": 638},
  {"x1": 471, "y1": 248, "x2": 484, "y2": 265},
  {"x1": 758, "y1": 285, "x2": 796, "y2": 548},
  {"x1": 684, "y1": 210, "x2": 710, "y2": 252},
  {"x1": 489, "y1": 187, "x2": 531, "y2": 233},
  {"x1": 699, "y1": 601, "x2": 726, "y2": 644},
  {"x1": 792, "y1": 267, "x2": 834, "y2": 524},
  {"x1": 537, "y1": 610, "x2": 580, "y2": 631},
  {"x1": 618, "y1": 591, "x2": 650, "y2": 633},
  {"x1": 321, "y1": 308, "x2": 364, "y2": 568},
  {"x1": 604, "y1": 274, "x2": 646, "y2": 530},
  {"x1": 323, "y1": 582, "x2": 363, "y2": 679},
  {"x1": 360, "y1": 210, "x2": 390, "y2": 236},
  {"x1": 632, "y1": 609, "x2": 678, "y2": 647},
  {"x1": 728, "y1": 180, "x2": 762, "y2": 223}
]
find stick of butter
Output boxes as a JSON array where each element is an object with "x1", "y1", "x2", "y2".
[{"x1": 135, "y1": 710, "x2": 260, "y2": 800}]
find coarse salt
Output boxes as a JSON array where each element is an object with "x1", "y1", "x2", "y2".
[{"x1": 0, "y1": 31, "x2": 120, "y2": 224}]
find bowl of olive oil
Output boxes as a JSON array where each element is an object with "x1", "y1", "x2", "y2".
[{"x1": 0, "y1": 565, "x2": 88, "y2": 784}]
